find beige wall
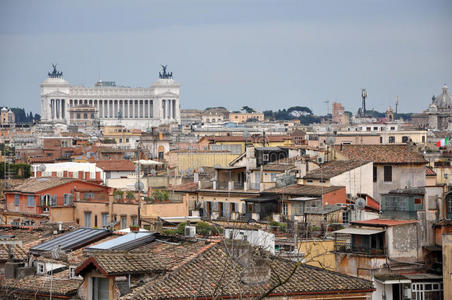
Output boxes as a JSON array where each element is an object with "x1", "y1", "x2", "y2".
[
  {"x1": 49, "y1": 207, "x2": 75, "y2": 222},
  {"x1": 141, "y1": 196, "x2": 189, "y2": 218},
  {"x1": 298, "y1": 239, "x2": 336, "y2": 270},
  {"x1": 443, "y1": 234, "x2": 452, "y2": 300},
  {"x1": 168, "y1": 151, "x2": 239, "y2": 173}
]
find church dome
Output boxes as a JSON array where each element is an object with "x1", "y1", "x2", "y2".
[
  {"x1": 432, "y1": 84, "x2": 452, "y2": 109},
  {"x1": 1, "y1": 107, "x2": 8, "y2": 112}
]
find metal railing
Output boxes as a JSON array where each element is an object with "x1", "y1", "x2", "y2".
[{"x1": 334, "y1": 240, "x2": 386, "y2": 256}]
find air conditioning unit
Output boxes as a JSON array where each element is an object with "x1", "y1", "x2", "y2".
[
  {"x1": 317, "y1": 157, "x2": 324, "y2": 164},
  {"x1": 184, "y1": 226, "x2": 196, "y2": 238}
]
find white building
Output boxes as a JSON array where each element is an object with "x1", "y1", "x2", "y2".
[{"x1": 40, "y1": 65, "x2": 181, "y2": 130}]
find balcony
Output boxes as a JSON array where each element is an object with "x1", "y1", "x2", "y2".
[{"x1": 334, "y1": 240, "x2": 386, "y2": 256}]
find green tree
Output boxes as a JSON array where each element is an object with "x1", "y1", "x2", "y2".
[{"x1": 241, "y1": 106, "x2": 256, "y2": 113}]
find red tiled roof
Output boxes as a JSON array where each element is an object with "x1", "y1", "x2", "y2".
[
  {"x1": 425, "y1": 166, "x2": 436, "y2": 176},
  {"x1": 333, "y1": 144, "x2": 426, "y2": 164},
  {"x1": 95, "y1": 160, "x2": 135, "y2": 171},
  {"x1": 351, "y1": 219, "x2": 417, "y2": 227}
]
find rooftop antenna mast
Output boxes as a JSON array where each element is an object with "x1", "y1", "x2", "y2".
[
  {"x1": 324, "y1": 100, "x2": 330, "y2": 116},
  {"x1": 395, "y1": 96, "x2": 399, "y2": 117},
  {"x1": 361, "y1": 89, "x2": 367, "y2": 117}
]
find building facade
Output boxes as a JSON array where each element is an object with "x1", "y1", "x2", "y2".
[{"x1": 40, "y1": 65, "x2": 181, "y2": 130}]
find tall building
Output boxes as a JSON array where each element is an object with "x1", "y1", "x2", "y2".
[
  {"x1": 332, "y1": 102, "x2": 348, "y2": 125},
  {"x1": 40, "y1": 65, "x2": 181, "y2": 129}
]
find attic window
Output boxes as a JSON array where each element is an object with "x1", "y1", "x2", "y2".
[{"x1": 36, "y1": 262, "x2": 45, "y2": 275}]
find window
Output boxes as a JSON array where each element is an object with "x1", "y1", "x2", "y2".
[
  {"x1": 36, "y1": 262, "x2": 45, "y2": 275},
  {"x1": 101, "y1": 213, "x2": 109, "y2": 227},
  {"x1": 83, "y1": 113, "x2": 88, "y2": 119},
  {"x1": 76, "y1": 113, "x2": 80, "y2": 119},
  {"x1": 63, "y1": 194, "x2": 73, "y2": 206},
  {"x1": 84, "y1": 192, "x2": 94, "y2": 200},
  {"x1": 27, "y1": 195, "x2": 35, "y2": 207},
  {"x1": 422, "y1": 136, "x2": 425, "y2": 143},
  {"x1": 388, "y1": 136, "x2": 395, "y2": 143},
  {"x1": 342, "y1": 211, "x2": 350, "y2": 224},
  {"x1": 121, "y1": 215, "x2": 127, "y2": 229},
  {"x1": 373, "y1": 166, "x2": 378, "y2": 182},
  {"x1": 91, "y1": 277, "x2": 110, "y2": 300},
  {"x1": 379, "y1": 137, "x2": 383, "y2": 144},
  {"x1": 390, "y1": 126, "x2": 395, "y2": 130},
  {"x1": 282, "y1": 203, "x2": 288, "y2": 215},
  {"x1": 131, "y1": 215, "x2": 137, "y2": 226},
  {"x1": 69, "y1": 266, "x2": 78, "y2": 279},
  {"x1": 94, "y1": 215, "x2": 98, "y2": 227},
  {"x1": 126, "y1": 138, "x2": 129, "y2": 142},
  {"x1": 402, "y1": 136, "x2": 409, "y2": 143},
  {"x1": 384, "y1": 166, "x2": 392, "y2": 182},
  {"x1": 14, "y1": 194, "x2": 20, "y2": 206},
  {"x1": 84, "y1": 211, "x2": 92, "y2": 227},
  {"x1": 307, "y1": 179, "x2": 313, "y2": 183}
]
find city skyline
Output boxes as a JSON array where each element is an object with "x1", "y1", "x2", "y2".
[{"x1": 0, "y1": 0, "x2": 451, "y2": 115}]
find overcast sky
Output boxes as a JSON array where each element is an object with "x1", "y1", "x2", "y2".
[{"x1": 0, "y1": 0, "x2": 451, "y2": 115}]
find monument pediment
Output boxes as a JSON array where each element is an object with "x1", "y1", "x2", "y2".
[{"x1": 43, "y1": 90, "x2": 70, "y2": 97}]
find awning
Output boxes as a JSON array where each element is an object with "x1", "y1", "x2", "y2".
[
  {"x1": 243, "y1": 196, "x2": 278, "y2": 203},
  {"x1": 333, "y1": 227, "x2": 385, "y2": 235},
  {"x1": 134, "y1": 160, "x2": 163, "y2": 165}
]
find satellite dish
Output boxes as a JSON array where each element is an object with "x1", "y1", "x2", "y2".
[
  {"x1": 134, "y1": 181, "x2": 145, "y2": 192},
  {"x1": 355, "y1": 198, "x2": 366, "y2": 210},
  {"x1": 243, "y1": 131, "x2": 251, "y2": 139},
  {"x1": 38, "y1": 165, "x2": 46, "y2": 172},
  {"x1": 325, "y1": 136, "x2": 336, "y2": 145},
  {"x1": 150, "y1": 169, "x2": 157, "y2": 176},
  {"x1": 198, "y1": 167, "x2": 204, "y2": 174},
  {"x1": 186, "y1": 168, "x2": 194, "y2": 176}
]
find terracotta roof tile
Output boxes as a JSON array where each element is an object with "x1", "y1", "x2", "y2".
[
  {"x1": 333, "y1": 144, "x2": 426, "y2": 164},
  {"x1": 351, "y1": 219, "x2": 418, "y2": 227},
  {"x1": 122, "y1": 244, "x2": 374, "y2": 300},
  {"x1": 95, "y1": 160, "x2": 135, "y2": 171},
  {"x1": 0, "y1": 244, "x2": 27, "y2": 261},
  {"x1": 6, "y1": 177, "x2": 77, "y2": 193},
  {"x1": 264, "y1": 184, "x2": 344, "y2": 196},
  {"x1": 1, "y1": 277, "x2": 81, "y2": 296}
]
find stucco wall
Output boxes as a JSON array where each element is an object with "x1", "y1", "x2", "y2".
[
  {"x1": 387, "y1": 224, "x2": 420, "y2": 259},
  {"x1": 330, "y1": 162, "x2": 373, "y2": 198},
  {"x1": 442, "y1": 234, "x2": 452, "y2": 300},
  {"x1": 373, "y1": 164, "x2": 425, "y2": 202}
]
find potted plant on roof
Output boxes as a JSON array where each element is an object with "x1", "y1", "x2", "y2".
[{"x1": 130, "y1": 224, "x2": 140, "y2": 233}]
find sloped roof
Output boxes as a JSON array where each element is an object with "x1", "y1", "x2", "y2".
[
  {"x1": 0, "y1": 244, "x2": 27, "y2": 261},
  {"x1": 333, "y1": 144, "x2": 426, "y2": 164},
  {"x1": 121, "y1": 244, "x2": 374, "y2": 300},
  {"x1": 95, "y1": 160, "x2": 135, "y2": 171},
  {"x1": 77, "y1": 240, "x2": 217, "y2": 276},
  {"x1": 304, "y1": 160, "x2": 371, "y2": 180},
  {"x1": 6, "y1": 177, "x2": 77, "y2": 193},
  {"x1": 265, "y1": 184, "x2": 344, "y2": 196},
  {"x1": 1, "y1": 277, "x2": 81, "y2": 296},
  {"x1": 351, "y1": 219, "x2": 418, "y2": 227},
  {"x1": 30, "y1": 228, "x2": 110, "y2": 254}
]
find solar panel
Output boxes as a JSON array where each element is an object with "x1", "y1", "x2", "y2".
[
  {"x1": 30, "y1": 228, "x2": 110, "y2": 254},
  {"x1": 86, "y1": 232, "x2": 155, "y2": 251}
]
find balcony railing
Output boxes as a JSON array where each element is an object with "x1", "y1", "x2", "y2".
[{"x1": 334, "y1": 240, "x2": 386, "y2": 256}]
